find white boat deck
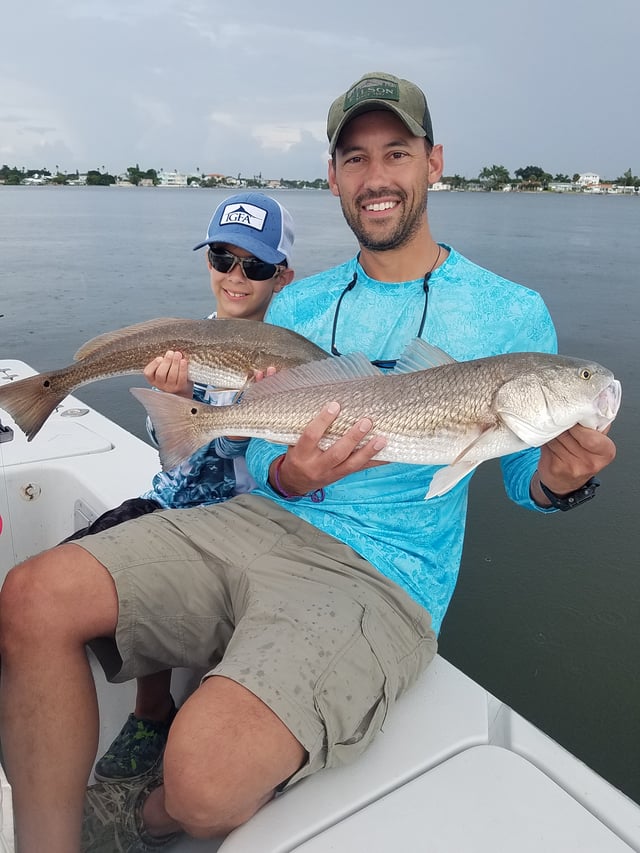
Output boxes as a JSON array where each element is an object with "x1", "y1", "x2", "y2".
[{"x1": 1, "y1": 359, "x2": 639, "y2": 852}]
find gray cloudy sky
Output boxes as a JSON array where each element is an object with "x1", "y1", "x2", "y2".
[{"x1": 2, "y1": 0, "x2": 638, "y2": 181}]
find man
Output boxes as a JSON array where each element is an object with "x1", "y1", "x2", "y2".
[{"x1": 0, "y1": 72, "x2": 616, "y2": 852}]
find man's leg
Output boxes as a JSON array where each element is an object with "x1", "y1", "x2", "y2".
[
  {"x1": 0, "y1": 543, "x2": 120, "y2": 853},
  {"x1": 142, "y1": 674, "x2": 306, "y2": 840},
  {"x1": 61, "y1": 496, "x2": 176, "y2": 783}
]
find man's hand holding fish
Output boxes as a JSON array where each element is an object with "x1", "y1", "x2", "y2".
[
  {"x1": 534, "y1": 423, "x2": 617, "y2": 506},
  {"x1": 268, "y1": 401, "x2": 388, "y2": 499}
]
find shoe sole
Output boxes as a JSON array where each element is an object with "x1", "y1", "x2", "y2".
[{"x1": 92, "y1": 751, "x2": 164, "y2": 784}]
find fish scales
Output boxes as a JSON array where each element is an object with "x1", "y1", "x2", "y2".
[
  {"x1": 0, "y1": 317, "x2": 327, "y2": 441},
  {"x1": 130, "y1": 350, "x2": 622, "y2": 498},
  {"x1": 221, "y1": 357, "x2": 527, "y2": 436},
  {"x1": 208, "y1": 373, "x2": 499, "y2": 462}
]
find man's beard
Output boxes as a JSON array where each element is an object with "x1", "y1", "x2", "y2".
[{"x1": 340, "y1": 187, "x2": 428, "y2": 252}]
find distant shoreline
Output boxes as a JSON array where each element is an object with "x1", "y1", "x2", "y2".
[{"x1": 2, "y1": 183, "x2": 638, "y2": 197}]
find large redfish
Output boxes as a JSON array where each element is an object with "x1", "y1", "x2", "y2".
[
  {"x1": 130, "y1": 340, "x2": 621, "y2": 499},
  {"x1": 0, "y1": 318, "x2": 326, "y2": 441}
]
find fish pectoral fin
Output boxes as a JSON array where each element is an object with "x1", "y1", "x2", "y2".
[
  {"x1": 393, "y1": 339, "x2": 457, "y2": 374},
  {"x1": 232, "y1": 377, "x2": 254, "y2": 403},
  {"x1": 450, "y1": 424, "x2": 495, "y2": 465},
  {"x1": 425, "y1": 461, "x2": 480, "y2": 499},
  {"x1": 424, "y1": 426, "x2": 496, "y2": 500},
  {"x1": 497, "y1": 409, "x2": 559, "y2": 447}
]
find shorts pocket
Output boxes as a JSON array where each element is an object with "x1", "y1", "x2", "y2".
[{"x1": 313, "y1": 605, "x2": 398, "y2": 769}]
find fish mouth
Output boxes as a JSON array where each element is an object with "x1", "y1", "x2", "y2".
[
  {"x1": 576, "y1": 379, "x2": 622, "y2": 432},
  {"x1": 597, "y1": 379, "x2": 622, "y2": 421}
]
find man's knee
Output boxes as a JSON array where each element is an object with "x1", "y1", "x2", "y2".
[
  {"x1": 161, "y1": 715, "x2": 276, "y2": 836},
  {"x1": 160, "y1": 678, "x2": 304, "y2": 837},
  {"x1": 0, "y1": 554, "x2": 56, "y2": 643},
  {"x1": 0, "y1": 545, "x2": 118, "y2": 649},
  {"x1": 162, "y1": 759, "x2": 271, "y2": 838}
]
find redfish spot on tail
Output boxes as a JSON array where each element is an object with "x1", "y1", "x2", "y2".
[
  {"x1": 129, "y1": 387, "x2": 217, "y2": 471},
  {"x1": 0, "y1": 372, "x2": 68, "y2": 441}
]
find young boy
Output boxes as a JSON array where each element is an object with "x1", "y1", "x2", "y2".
[{"x1": 66, "y1": 191, "x2": 295, "y2": 782}]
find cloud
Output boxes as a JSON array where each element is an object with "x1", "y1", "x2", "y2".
[
  {"x1": 59, "y1": 0, "x2": 183, "y2": 24},
  {"x1": 2, "y1": 0, "x2": 638, "y2": 179},
  {"x1": 252, "y1": 124, "x2": 321, "y2": 153},
  {"x1": 0, "y1": 76, "x2": 76, "y2": 164},
  {"x1": 130, "y1": 95, "x2": 174, "y2": 129}
]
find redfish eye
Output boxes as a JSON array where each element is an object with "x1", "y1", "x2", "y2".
[{"x1": 579, "y1": 368, "x2": 592, "y2": 380}]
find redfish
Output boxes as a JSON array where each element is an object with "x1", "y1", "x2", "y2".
[
  {"x1": 0, "y1": 317, "x2": 326, "y2": 441},
  {"x1": 130, "y1": 339, "x2": 622, "y2": 499}
]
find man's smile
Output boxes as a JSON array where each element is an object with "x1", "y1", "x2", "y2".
[{"x1": 364, "y1": 200, "x2": 398, "y2": 212}]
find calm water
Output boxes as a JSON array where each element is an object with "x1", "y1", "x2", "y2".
[{"x1": 1, "y1": 186, "x2": 639, "y2": 803}]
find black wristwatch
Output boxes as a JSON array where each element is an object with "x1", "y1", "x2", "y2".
[{"x1": 538, "y1": 477, "x2": 600, "y2": 511}]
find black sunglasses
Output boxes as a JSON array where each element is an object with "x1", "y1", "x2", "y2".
[{"x1": 207, "y1": 247, "x2": 285, "y2": 282}]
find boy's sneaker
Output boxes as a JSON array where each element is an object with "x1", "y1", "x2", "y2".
[
  {"x1": 94, "y1": 699, "x2": 177, "y2": 782},
  {"x1": 81, "y1": 770, "x2": 180, "y2": 852}
]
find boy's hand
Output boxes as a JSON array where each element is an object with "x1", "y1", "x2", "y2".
[
  {"x1": 253, "y1": 366, "x2": 278, "y2": 381},
  {"x1": 143, "y1": 350, "x2": 193, "y2": 397}
]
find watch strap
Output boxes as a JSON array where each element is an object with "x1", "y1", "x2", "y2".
[{"x1": 539, "y1": 476, "x2": 600, "y2": 511}]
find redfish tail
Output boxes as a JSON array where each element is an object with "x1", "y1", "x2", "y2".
[
  {"x1": 130, "y1": 387, "x2": 221, "y2": 470},
  {"x1": 0, "y1": 373, "x2": 68, "y2": 441}
]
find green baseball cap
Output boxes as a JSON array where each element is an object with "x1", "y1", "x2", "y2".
[{"x1": 327, "y1": 71, "x2": 434, "y2": 154}]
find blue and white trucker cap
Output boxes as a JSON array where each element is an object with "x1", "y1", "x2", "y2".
[{"x1": 193, "y1": 192, "x2": 294, "y2": 264}]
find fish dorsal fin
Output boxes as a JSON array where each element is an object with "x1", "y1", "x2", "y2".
[
  {"x1": 393, "y1": 338, "x2": 457, "y2": 374},
  {"x1": 74, "y1": 318, "x2": 187, "y2": 360},
  {"x1": 241, "y1": 353, "x2": 382, "y2": 401}
]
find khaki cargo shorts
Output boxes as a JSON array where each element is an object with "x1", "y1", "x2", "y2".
[{"x1": 77, "y1": 493, "x2": 437, "y2": 784}]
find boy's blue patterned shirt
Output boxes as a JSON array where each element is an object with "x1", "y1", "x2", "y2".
[{"x1": 140, "y1": 315, "x2": 253, "y2": 508}]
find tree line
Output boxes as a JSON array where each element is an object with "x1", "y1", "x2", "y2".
[
  {"x1": 449, "y1": 165, "x2": 640, "y2": 191},
  {"x1": 0, "y1": 165, "x2": 121, "y2": 185},
  {"x1": 2, "y1": 162, "x2": 639, "y2": 190},
  {"x1": 0, "y1": 164, "x2": 330, "y2": 189}
]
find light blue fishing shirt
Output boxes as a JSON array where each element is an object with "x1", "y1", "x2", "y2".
[{"x1": 247, "y1": 246, "x2": 557, "y2": 633}]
